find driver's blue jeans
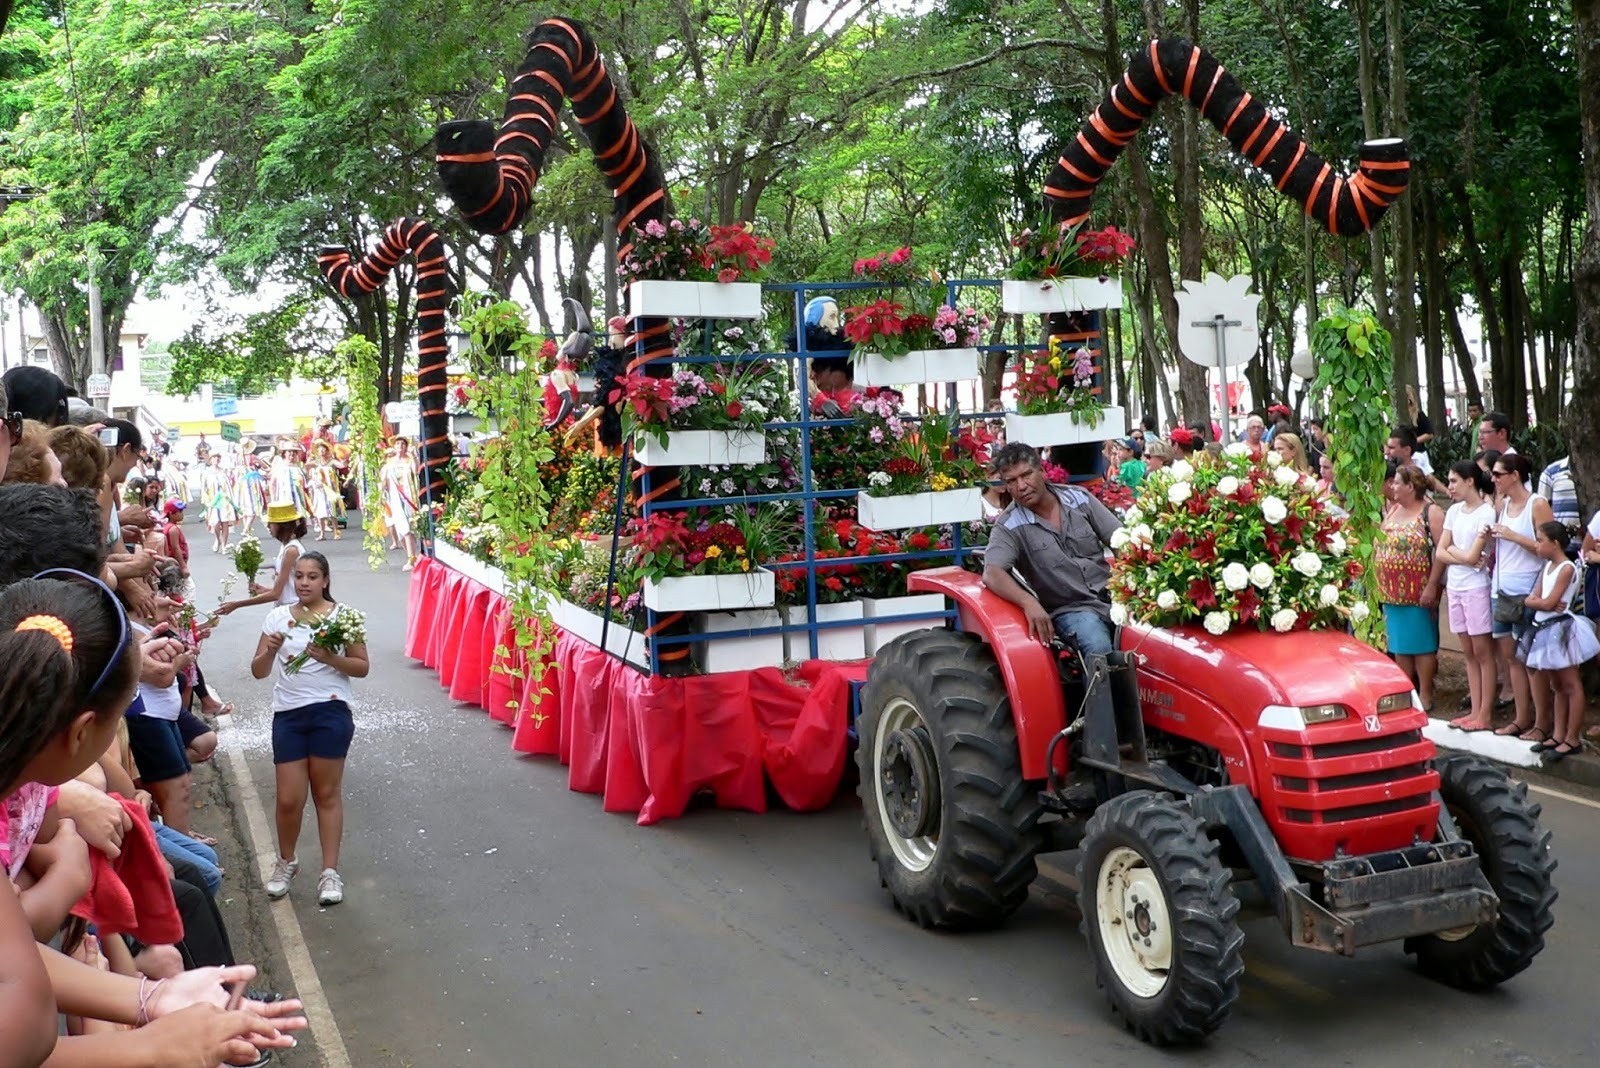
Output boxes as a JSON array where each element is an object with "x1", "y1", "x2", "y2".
[{"x1": 1051, "y1": 608, "x2": 1114, "y2": 657}]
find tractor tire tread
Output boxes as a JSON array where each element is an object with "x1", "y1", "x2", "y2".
[
  {"x1": 1408, "y1": 754, "x2": 1556, "y2": 989},
  {"x1": 858, "y1": 630, "x2": 1044, "y2": 930},
  {"x1": 1077, "y1": 792, "x2": 1244, "y2": 1046}
]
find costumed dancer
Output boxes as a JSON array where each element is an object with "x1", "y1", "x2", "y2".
[
  {"x1": 270, "y1": 439, "x2": 312, "y2": 518},
  {"x1": 236, "y1": 454, "x2": 266, "y2": 530},
  {"x1": 199, "y1": 453, "x2": 237, "y2": 553},
  {"x1": 307, "y1": 441, "x2": 343, "y2": 541},
  {"x1": 380, "y1": 438, "x2": 421, "y2": 570}
]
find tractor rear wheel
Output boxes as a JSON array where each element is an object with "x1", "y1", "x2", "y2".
[
  {"x1": 1077, "y1": 792, "x2": 1244, "y2": 1045},
  {"x1": 1407, "y1": 754, "x2": 1556, "y2": 988},
  {"x1": 856, "y1": 629, "x2": 1044, "y2": 929}
]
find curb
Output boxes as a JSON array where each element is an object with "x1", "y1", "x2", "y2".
[{"x1": 1425, "y1": 718, "x2": 1600, "y2": 790}]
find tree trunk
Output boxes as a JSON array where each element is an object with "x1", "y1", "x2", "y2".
[
  {"x1": 1444, "y1": 297, "x2": 1485, "y2": 413},
  {"x1": 1566, "y1": 0, "x2": 1600, "y2": 519},
  {"x1": 1451, "y1": 178, "x2": 1503, "y2": 404},
  {"x1": 1420, "y1": 187, "x2": 1448, "y2": 432},
  {"x1": 1353, "y1": 0, "x2": 1393, "y2": 334},
  {"x1": 1384, "y1": 0, "x2": 1417, "y2": 418}
]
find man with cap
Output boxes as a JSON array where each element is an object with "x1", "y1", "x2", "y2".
[{"x1": 0, "y1": 365, "x2": 70, "y2": 427}]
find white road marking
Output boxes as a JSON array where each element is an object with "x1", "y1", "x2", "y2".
[
  {"x1": 1526, "y1": 782, "x2": 1600, "y2": 811},
  {"x1": 218, "y1": 717, "x2": 353, "y2": 1068}
]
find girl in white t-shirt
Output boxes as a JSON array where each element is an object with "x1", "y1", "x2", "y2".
[
  {"x1": 216, "y1": 505, "x2": 306, "y2": 618},
  {"x1": 1437, "y1": 461, "x2": 1496, "y2": 730},
  {"x1": 248, "y1": 551, "x2": 368, "y2": 907}
]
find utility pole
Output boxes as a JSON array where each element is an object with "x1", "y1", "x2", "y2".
[{"x1": 88, "y1": 246, "x2": 106, "y2": 380}]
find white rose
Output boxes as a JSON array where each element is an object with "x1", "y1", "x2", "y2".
[
  {"x1": 1109, "y1": 602, "x2": 1129, "y2": 626},
  {"x1": 1327, "y1": 531, "x2": 1347, "y2": 556},
  {"x1": 1349, "y1": 601, "x2": 1371, "y2": 623},
  {"x1": 1270, "y1": 608, "x2": 1299, "y2": 633},
  {"x1": 1124, "y1": 506, "x2": 1143, "y2": 526},
  {"x1": 1217, "y1": 475, "x2": 1240, "y2": 497},
  {"x1": 1292, "y1": 552, "x2": 1323, "y2": 577},
  {"x1": 1109, "y1": 528, "x2": 1131, "y2": 550},
  {"x1": 1301, "y1": 474, "x2": 1319, "y2": 491},
  {"x1": 1203, "y1": 611, "x2": 1231, "y2": 636},
  {"x1": 1225, "y1": 442, "x2": 1251, "y2": 458},
  {"x1": 1319, "y1": 583, "x2": 1341, "y2": 607},
  {"x1": 1131, "y1": 524, "x2": 1154, "y2": 546},
  {"x1": 1249, "y1": 562, "x2": 1275, "y2": 589},
  {"x1": 1168, "y1": 459, "x2": 1194, "y2": 482},
  {"x1": 1168, "y1": 480, "x2": 1192, "y2": 505},
  {"x1": 1157, "y1": 589, "x2": 1179, "y2": 611},
  {"x1": 1221, "y1": 562, "x2": 1250, "y2": 592},
  {"x1": 1274, "y1": 465, "x2": 1301, "y2": 486},
  {"x1": 1261, "y1": 496, "x2": 1288, "y2": 524}
]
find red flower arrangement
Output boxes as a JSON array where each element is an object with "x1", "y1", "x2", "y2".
[{"x1": 1009, "y1": 217, "x2": 1139, "y2": 279}]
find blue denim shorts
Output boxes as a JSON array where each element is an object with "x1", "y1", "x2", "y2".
[{"x1": 272, "y1": 700, "x2": 355, "y2": 764}]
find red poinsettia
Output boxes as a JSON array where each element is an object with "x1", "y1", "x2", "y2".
[{"x1": 842, "y1": 299, "x2": 908, "y2": 346}]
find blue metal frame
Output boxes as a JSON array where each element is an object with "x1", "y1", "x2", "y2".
[{"x1": 590, "y1": 277, "x2": 1109, "y2": 674}]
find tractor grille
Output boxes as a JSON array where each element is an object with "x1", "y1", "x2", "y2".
[{"x1": 1264, "y1": 717, "x2": 1439, "y2": 859}]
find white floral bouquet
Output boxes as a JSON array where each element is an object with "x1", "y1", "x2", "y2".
[
  {"x1": 228, "y1": 533, "x2": 263, "y2": 580},
  {"x1": 1107, "y1": 447, "x2": 1368, "y2": 636},
  {"x1": 283, "y1": 604, "x2": 367, "y2": 674}
]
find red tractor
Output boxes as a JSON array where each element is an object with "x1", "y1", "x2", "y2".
[{"x1": 857, "y1": 568, "x2": 1556, "y2": 1045}]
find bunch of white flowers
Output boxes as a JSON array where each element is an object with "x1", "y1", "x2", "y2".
[
  {"x1": 1221, "y1": 562, "x2": 1250, "y2": 591},
  {"x1": 1270, "y1": 608, "x2": 1299, "y2": 633},
  {"x1": 1168, "y1": 480, "x2": 1192, "y2": 505},
  {"x1": 1203, "y1": 611, "x2": 1231, "y2": 635},
  {"x1": 1156, "y1": 589, "x2": 1180, "y2": 611},
  {"x1": 1292, "y1": 552, "x2": 1323, "y2": 578},
  {"x1": 1260, "y1": 496, "x2": 1288, "y2": 524},
  {"x1": 1249, "y1": 562, "x2": 1275, "y2": 589},
  {"x1": 1273, "y1": 465, "x2": 1301, "y2": 487},
  {"x1": 1217, "y1": 475, "x2": 1240, "y2": 496}
]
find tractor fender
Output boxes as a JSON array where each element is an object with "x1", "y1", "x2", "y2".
[{"x1": 906, "y1": 567, "x2": 1067, "y2": 782}]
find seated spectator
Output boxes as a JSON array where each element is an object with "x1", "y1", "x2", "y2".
[{"x1": 0, "y1": 420, "x2": 67, "y2": 487}]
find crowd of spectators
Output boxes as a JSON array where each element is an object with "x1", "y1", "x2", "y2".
[{"x1": 1, "y1": 366, "x2": 308, "y2": 1066}]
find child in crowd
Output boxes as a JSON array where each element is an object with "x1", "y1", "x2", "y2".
[
  {"x1": 250, "y1": 551, "x2": 368, "y2": 906},
  {"x1": 1517, "y1": 520, "x2": 1600, "y2": 760},
  {"x1": 1438, "y1": 461, "x2": 1497, "y2": 731}
]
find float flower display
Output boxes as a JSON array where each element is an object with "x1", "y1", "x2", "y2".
[{"x1": 1107, "y1": 449, "x2": 1366, "y2": 635}]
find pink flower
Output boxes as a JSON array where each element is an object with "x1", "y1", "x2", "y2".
[
  {"x1": 717, "y1": 267, "x2": 739, "y2": 283},
  {"x1": 868, "y1": 427, "x2": 884, "y2": 443},
  {"x1": 644, "y1": 219, "x2": 666, "y2": 238}
]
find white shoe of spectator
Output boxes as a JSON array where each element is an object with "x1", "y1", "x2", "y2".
[
  {"x1": 265, "y1": 857, "x2": 298, "y2": 899},
  {"x1": 318, "y1": 868, "x2": 344, "y2": 906}
]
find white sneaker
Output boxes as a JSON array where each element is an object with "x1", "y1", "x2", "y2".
[
  {"x1": 265, "y1": 857, "x2": 298, "y2": 899},
  {"x1": 317, "y1": 868, "x2": 344, "y2": 906}
]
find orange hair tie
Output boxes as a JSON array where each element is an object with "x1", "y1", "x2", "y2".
[{"x1": 15, "y1": 615, "x2": 74, "y2": 655}]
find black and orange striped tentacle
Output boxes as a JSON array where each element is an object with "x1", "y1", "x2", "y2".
[
  {"x1": 1045, "y1": 38, "x2": 1409, "y2": 236},
  {"x1": 317, "y1": 217, "x2": 453, "y2": 502},
  {"x1": 435, "y1": 17, "x2": 667, "y2": 242}
]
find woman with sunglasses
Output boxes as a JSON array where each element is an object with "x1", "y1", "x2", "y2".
[
  {"x1": 1487, "y1": 454, "x2": 1554, "y2": 742},
  {"x1": 0, "y1": 572, "x2": 308, "y2": 1066}
]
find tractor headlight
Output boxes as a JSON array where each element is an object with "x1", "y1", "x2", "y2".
[
  {"x1": 1259, "y1": 703, "x2": 1348, "y2": 730},
  {"x1": 1377, "y1": 691, "x2": 1417, "y2": 714}
]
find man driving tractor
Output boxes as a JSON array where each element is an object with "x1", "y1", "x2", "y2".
[{"x1": 981, "y1": 442, "x2": 1123, "y2": 655}]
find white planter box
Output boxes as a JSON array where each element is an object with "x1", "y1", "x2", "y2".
[
  {"x1": 633, "y1": 429, "x2": 766, "y2": 467},
  {"x1": 854, "y1": 347, "x2": 981, "y2": 387},
  {"x1": 857, "y1": 487, "x2": 983, "y2": 531},
  {"x1": 1003, "y1": 406, "x2": 1128, "y2": 448},
  {"x1": 433, "y1": 541, "x2": 508, "y2": 597},
  {"x1": 643, "y1": 569, "x2": 775, "y2": 612},
  {"x1": 1001, "y1": 277, "x2": 1124, "y2": 314},
  {"x1": 862, "y1": 593, "x2": 948, "y2": 655},
  {"x1": 698, "y1": 609, "x2": 786, "y2": 673},
  {"x1": 627, "y1": 280, "x2": 763, "y2": 320},
  {"x1": 550, "y1": 598, "x2": 648, "y2": 669},
  {"x1": 783, "y1": 601, "x2": 867, "y2": 662}
]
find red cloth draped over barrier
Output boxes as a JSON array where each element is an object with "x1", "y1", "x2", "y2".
[{"x1": 405, "y1": 556, "x2": 866, "y2": 824}]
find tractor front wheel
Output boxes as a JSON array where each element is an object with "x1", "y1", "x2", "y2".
[
  {"x1": 1077, "y1": 792, "x2": 1244, "y2": 1046},
  {"x1": 856, "y1": 629, "x2": 1044, "y2": 930},
  {"x1": 1407, "y1": 754, "x2": 1556, "y2": 988}
]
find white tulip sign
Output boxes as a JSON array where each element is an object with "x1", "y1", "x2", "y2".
[{"x1": 1175, "y1": 274, "x2": 1262, "y2": 442}]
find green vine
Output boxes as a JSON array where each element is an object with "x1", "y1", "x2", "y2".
[
  {"x1": 337, "y1": 335, "x2": 389, "y2": 571},
  {"x1": 458, "y1": 293, "x2": 561, "y2": 706},
  {"x1": 1310, "y1": 306, "x2": 1390, "y2": 645}
]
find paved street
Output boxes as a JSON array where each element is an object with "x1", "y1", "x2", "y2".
[{"x1": 192, "y1": 531, "x2": 1598, "y2": 1068}]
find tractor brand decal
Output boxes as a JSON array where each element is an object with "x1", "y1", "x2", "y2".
[
  {"x1": 1139, "y1": 686, "x2": 1185, "y2": 721},
  {"x1": 1363, "y1": 713, "x2": 1383, "y2": 733}
]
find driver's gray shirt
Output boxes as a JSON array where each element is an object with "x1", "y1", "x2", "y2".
[{"x1": 984, "y1": 484, "x2": 1122, "y2": 617}]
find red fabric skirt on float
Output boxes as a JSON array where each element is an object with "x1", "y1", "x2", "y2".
[{"x1": 405, "y1": 556, "x2": 866, "y2": 824}]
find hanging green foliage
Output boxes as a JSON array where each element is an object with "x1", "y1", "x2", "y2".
[
  {"x1": 1310, "y1": 306, "x2": 1392, "y2": 644},
  {"x1": 457, "y1": 293, "x2": 561, "y2": 703},
  {"x1": 336, "y1": 334, "x2": 388, "y2": 571}
]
